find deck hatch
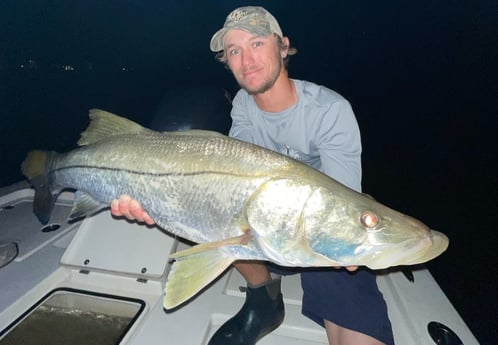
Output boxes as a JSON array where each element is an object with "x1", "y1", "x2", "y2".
[{"x1": 0, "y1": 288, "x2": 145, "y2": 345}]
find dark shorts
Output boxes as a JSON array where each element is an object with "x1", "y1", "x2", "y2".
[{"x1": 269, "y1": 265, "x2": 395, "y2": 345}]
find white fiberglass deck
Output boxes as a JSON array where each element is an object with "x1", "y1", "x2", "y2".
[{"x1": 0, "y1": 185, "x2": 479, "y2": 344}]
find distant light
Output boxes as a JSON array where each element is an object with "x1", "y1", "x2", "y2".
[{"x1": 19, "y1": 60, "x2": 38, "y2": 70}]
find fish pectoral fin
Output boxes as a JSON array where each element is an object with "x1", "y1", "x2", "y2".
[
  {"x1": 68, "y1": 191, "x2": 107, "y2": 221},
  {"x1": 169, "y1": 232, "x2": 251, "y2": 260},
  {"x1": 164, "y1": 247, "x2": 235, "y2": 309}
]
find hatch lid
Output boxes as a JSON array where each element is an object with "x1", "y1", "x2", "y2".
[{"x1": 61, "y1": 209, "x2": 176, "y2": 279}]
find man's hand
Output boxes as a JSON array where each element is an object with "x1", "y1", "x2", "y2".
[{"x1": 110, "y1": 195, "x2": 155, "y2": 225}]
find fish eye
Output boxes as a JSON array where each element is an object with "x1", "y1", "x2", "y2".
[{"x1": 360, "y1": 211, "x2": 378, "y2": 229}]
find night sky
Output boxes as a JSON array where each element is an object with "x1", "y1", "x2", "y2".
[{"x1": 1, "y1": 1, "x2": 497, "y2": 343}]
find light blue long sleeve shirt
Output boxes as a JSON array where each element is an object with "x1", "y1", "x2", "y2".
[{"x1": 229, "y1": 79, "x2": 362, "y2": 192}]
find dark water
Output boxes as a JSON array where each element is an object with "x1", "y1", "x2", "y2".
[
  {"x1": 1, "y1": 1, "x2": 496, "y2": 343},
  {"x1": 0, "y1": 305, "x2": 132, "y2": 345}
]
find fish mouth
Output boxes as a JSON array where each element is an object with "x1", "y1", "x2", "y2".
[
  {"x1": 356, "y1": 230, "x2": 449, "y2": 269},
  {"x1": 398, "y1": 230, "x2": 449, "y2": 266}
]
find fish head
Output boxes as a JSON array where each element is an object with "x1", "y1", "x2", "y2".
[
  {"x1": 304, "y1": 186, "x2": 449, "y2": 269},
  {"x1": 246, "y1": 178, "x2": 448, "y2": 269}
]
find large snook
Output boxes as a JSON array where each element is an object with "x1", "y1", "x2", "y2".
[{"x1": 21, "y1": 109, "x2": 449, "y2": 309}]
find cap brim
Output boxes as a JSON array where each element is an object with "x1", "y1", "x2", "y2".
[{"x1": 210, "y1": 28, "x2": 228, "y2": 52}]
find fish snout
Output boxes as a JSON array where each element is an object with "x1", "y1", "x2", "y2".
[
  {"x1": 390, "y1": 229, "x2": 449, "y2": 267},
  {"x1": 402, "y1": 214, "x2": 432, "y2": 236}
]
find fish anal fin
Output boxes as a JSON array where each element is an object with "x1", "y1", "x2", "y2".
[
  {"x1": 164, "y1": 248, "x2": 234, "y2": 309},
  {"x1": 69, "y1": 191, "x2": 107, "y2": 221}
]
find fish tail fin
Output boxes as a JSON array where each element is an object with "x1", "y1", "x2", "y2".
[
  {"x1": 21, "y1": 150, "x2": 49, "y2": 180},
  {"x1": 21, "y1": 150, "x2": 59, "y2": 224},
  {"x1": 164, "y1": 247, "x2": 235, "y2": 310}
]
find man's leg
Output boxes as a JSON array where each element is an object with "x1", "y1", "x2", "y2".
[
  {"x1": 325, "y1": 320, "x2": 386, "y2": 345},
  {"x1": 301, "y1": 269, "x2": 395, "y2": 345},
  {"x1": 235, "y1": 261, "x2": 272, "y2": 285},
  {"x1": 207, "y1": 261, "x2": 284, "y2": 345}
]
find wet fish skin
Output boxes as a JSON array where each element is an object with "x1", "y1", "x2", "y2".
[{"x1": 21, "y1": 109, "x2": 449, "y2": 309}]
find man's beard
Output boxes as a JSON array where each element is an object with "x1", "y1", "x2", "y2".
[{"x1": 237, "y1": 56, "x2": 283, "y2": 96}]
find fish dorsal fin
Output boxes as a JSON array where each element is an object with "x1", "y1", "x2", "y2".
[
  {"x1": 68, "y1": 191, "x2": 107, "y2": 221},
  {"x1": 167, "y1": 129, "x2": 226, "y2": 138},
  {"x1": 78, "y1": 109, "x2": 146, "y2": 146}
]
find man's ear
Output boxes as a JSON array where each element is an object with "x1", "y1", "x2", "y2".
[{"x1": 281, "y1": 36, "x2": 290, "y2": 58}]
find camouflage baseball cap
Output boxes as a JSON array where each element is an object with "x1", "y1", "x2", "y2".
[{"x1": 210, "y1": 6, "x2": 284, "y2": 52}]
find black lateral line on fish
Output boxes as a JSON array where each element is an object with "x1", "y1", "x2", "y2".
[{"x1": 50, "y1": 165, "x2": 262, "y2": 178}]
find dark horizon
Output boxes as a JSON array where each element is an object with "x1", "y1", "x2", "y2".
[{"x1": 1, "y1": 1, "x2": 497, "y2": 343}]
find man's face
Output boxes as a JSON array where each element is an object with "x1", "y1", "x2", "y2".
[{"x1": 223, "y1": 29, "x2": 284, "y2": 95}]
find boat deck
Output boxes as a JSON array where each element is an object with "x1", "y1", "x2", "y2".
[{"x1": 0, "y1": 185, "x2": 478, "y2": 344}]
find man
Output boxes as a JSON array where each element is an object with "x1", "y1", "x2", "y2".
[{"x1": 111, "y1": 6, "x2": 394, "y2": 345}]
